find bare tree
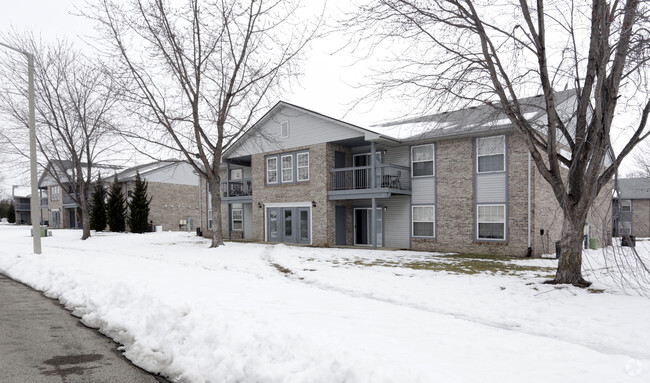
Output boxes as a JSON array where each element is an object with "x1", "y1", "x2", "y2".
[
  {"x1": 84, "y1": 0, "x2": 320, "y2": 247},
  {"x1": 633, "y1": 141, "x2": 650, "y2": 176},
  {"x1": 0, "y1": 34, "x2": 121, "y2": 240},
  {"x1": 348, "y1": 0, "x2": 650, "y2": 286}
]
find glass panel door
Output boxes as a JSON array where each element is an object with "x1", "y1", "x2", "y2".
[
  {"x1": 298, "y1": 208, "x2": 310, "y2": 244},
  {"x1": 268, "y1": 208, "x2": 279, "y2": 241},
  {"x1": 283, "y1": 208, "x2": 295, "y2": 243}
]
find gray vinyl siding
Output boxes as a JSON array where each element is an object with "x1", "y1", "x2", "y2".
[
  {"x1": 244, "y1": 203, "x2": 253, "y2": 239},
  {"x1": 412, "y1": 178, "x2": 436, "y2": 204},
  {"x1": 382, "y1": 195, "x2": 411, "y2": 249},
  {"x1": 229, "y1": 106, "x2": 363, "y2": 157},
  {"x1": 475, "y1": 173, "x2": 506, "y2": 203},
  {"x1": 384, "y1": 146, "x2": 410, "y2": 167}
]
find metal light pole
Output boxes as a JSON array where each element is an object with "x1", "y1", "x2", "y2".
[{"x1": 0, "y1": 41, "x2": 42, "y2": 254}]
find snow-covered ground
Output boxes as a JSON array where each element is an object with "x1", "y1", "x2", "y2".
[{"x1": 0, "y1": 224, "x2": 649, "y2": 382}]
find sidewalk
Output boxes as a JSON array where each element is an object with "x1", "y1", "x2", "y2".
[{"x1": 0, "y1": 273, "x2": 168, "y2": 383}]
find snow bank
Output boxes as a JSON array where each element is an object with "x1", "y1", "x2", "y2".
[{"x1": 0, "y1": 226, "x2": 648, "y2": 382}]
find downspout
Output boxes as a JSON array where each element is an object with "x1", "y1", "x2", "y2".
[
  {"x1": 527, "y1": 151, "x2": 532, "y2": 255},
  {"x1": 371, "y1": 141, "x2": 377, "y2": 249},
  {"x1": 198, "y1": 176, "x2": 202, "y2": 235}
]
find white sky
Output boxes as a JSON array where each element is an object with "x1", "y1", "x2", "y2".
[{"x1": 0, "y1": 0, "x2": 646, "y2": 197}]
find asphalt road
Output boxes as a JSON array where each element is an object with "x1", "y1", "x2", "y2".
[{"x1": 0, "y1": 273, "x2": 170, "y2": 383}]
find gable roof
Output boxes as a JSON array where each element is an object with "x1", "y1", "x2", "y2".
[
  {"x1": 617, "y1": 178, "x2": 650, "y2": 199},
  {"x1": 38, "y1": 160, "x2": 124, "y2": 187},
  {"x1": 223, "y1": 101, "x2": 399, "y2": 158},
  {"x1": 373, "y1": 89, "x2": 577, "y2": 142},
  {"x1": 113, "y1": 160, "x2": 180, "y2": 182}
]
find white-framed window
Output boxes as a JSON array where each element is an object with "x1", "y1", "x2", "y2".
[
  {"x1": 477, "y1": 204, "x2": 506, "y2": 240},
  {"x1": 477, "y1": 135, "x2": 505, "y2": 173},
  {"x1": 620, "y1": 199, "x2": 631, "y2": 212},
  {"x1": 230, "y1": 168, "x2": 243, "y2": 180},
  {"x1": 281, "y1": 154, "x2": 293, "y2": 183},
  {"x1": 281, "y1": 121, "x2": 289, "y2": 138},
  {"x1": 619, "y1": 221, "x2": 632, "y2": 235},
  {"x1": 208, "y1": 209, "x2": 213, "y2": 229},
  {"x1": 51, "y1": 185, "x2": 60, "y2": 201},
  {"x1": 266, "y1": 157, "x2": 278, "y2": 184},
  {"x1": 232, "y1": 208, "x2": 243, "y2": 231},
  {"x1": 412, "y1": 205, "x2": 435, "y2": 237},
  {"x1": 297, "y1": 152, "x2": 309, "y2": 181},
  {"x1": 411, "y1": 144, "x2": 435, "y2": 177}
]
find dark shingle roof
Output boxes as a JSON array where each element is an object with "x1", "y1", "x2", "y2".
[
  {"x1": 372, "y1": 89, "x2": 577, "y2": 142},
  {"x1": 617, "y1": 178, "x2": 650, "y2": 199}
]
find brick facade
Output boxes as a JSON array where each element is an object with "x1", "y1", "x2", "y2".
[{"x1": 124, "y1": 182, "x2": 199, "y2": 232}]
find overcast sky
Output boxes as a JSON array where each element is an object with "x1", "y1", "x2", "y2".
[
  {"x1": 0, "y1": 0, "x2": 407, "y2": 197},
  {"x1": 1, "y1": 1, "x2": 646, "y2": 197}
]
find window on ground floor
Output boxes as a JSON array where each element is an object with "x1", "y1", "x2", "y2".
[
  {"x1": 477, "y1": 204, "x2": 505, "y2": 240},
  {"x1": 412, "y1": 205, "x2": 435, "y2": 237},
  {"x1": 208, "y1": 209, "x2": 213, "y2": 230},
  {"x1": 619, "y1": 221, "x2": 631, "y2": 235},
  {"x1": 232, "y1": 208, "x2": 243, "y2": 231}
]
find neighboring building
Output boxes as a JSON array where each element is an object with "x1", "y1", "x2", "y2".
[
  {"x1": 201, "y1": 91, "x2": 611, "y2": 257},
  {"x1": 38, "y1": 161, "x2": 123, "y2": 229},
  {"x1": 114, "y1": 161, "x2": 200, "y2": 232},
  {"x1": 613, "y1": 178, "x2": 650, "y2": 237},
  {"x1": 11, "y1": 186, "x2": 31, "y2": 225}
]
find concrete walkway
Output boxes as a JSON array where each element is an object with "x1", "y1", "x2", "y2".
[{"x1": 0, "y1": 273, "x2": 169, "y2": 383}]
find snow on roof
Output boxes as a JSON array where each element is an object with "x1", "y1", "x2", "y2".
[
  {"x1": 114, "y1": 160, "x2": 178, "y2": 182},
  {"x1": 617, "y1": 178, "x2": 650, "y2": 199},
  {"x1": 12, "y1": 186, "x2": 31, "y2": 198},
  {"x1": 372, "y1": 89, "x2": 577, "y2": 141}
]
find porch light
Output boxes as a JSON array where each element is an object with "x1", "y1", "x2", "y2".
[
  {"x1": 311, "y1": 201, "x2": 316, "y2": 207},
  {"x1": 257, "y1": 202, "x2": 262, "y2": 208}
]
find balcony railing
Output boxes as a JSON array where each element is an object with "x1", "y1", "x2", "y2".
[
  {"x1": 222, "y1": 178, "x2": 253, "y2": 198},
  {"x1": 329, "y1": 164, "x2": 410, "y2": 191},
  {"x1": 63, "y1": 193, "x2": 76, "y2": 205},
  {"x1": 15, "y1": 202, "x2": 31, "y2": 210}
]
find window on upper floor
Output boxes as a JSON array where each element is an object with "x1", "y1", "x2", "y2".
[
  {"x1": 620, "y1": 199, "x2": 631, "y2": 212},
  {"x1": 477, "y1": 204, "x2": 505, "y2": 240},
  {"x1": 281, "y1": 154, "x2": 293, "y2": 183},
  {"x1": 412, "y1": 205, "x2": 435, "y2": 237},
  {"x1": 51, "y1": 186, "x2": 60, "y2": 201},
  {"x1": 266, "y1": 157, "x2": 278, "y2": 184},
  {"x1": 297, "y1": 152, "x2": 309, "y2": 181},
  {"x1": 477, "y1": 135, "x2": 505, "y2": 173},
  {"x1": 411, "y1": 144, "x2": 435, "y2": 177},
  {"x1": 265, "y1": 150, "x2": 309, "y2": 185}
]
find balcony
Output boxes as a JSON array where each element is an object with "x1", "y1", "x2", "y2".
[
  {"x1": 328, "y1": 164, "x2": 411, "y2": 200},
  {"x1": 63, "y1": 192, "x2": 77, "y2": 207},
  {"x1": 221, "y1": 178, "x2": 253, "y2": 201},
  {"x1": 15, "y1": 202, "x2": 31, "y2": 211}
]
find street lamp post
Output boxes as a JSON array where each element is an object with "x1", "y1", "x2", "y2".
[{"x1": 0, "y1": 41, "x2": 42, "y2": 254}]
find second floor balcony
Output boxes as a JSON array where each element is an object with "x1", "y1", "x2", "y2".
[
  {"x1": 221, "y1": 178, "x2": 253, "y2": 200},
  {"x1": 15, "y1": 201, "x2": 31, "y2": 211},
  {"x1": 328, "y1": 164, "x2": 411, "y2": 199}
]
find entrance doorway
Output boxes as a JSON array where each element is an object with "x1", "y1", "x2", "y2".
[
  {"x1": 354, "y1": 207, "x2": 383, "y2": 246},
  {"x1": 267, "y1": 207, "x2": 310, "y2": 244}
]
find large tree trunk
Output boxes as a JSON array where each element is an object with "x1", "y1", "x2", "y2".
[
  {"x1": 209, "y1": 176, "x2": 225, "y2": 248},
  {"x1": 81, "y1": 206, "x2": 91, "y2": 240},
  {"x1": 549, "y1": 214, "x2": 592, "y2": 287}
]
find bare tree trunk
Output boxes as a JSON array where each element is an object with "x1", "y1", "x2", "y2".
[
  {"x1": 209, "y1": 176, "x2": 224, "y2": 248},
  {"x1": 550, "y1": 213, "x2": 591, "y2": 287},
  {"x1": 81, "y1": 206, "x2": 91, "y2": 240}
]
